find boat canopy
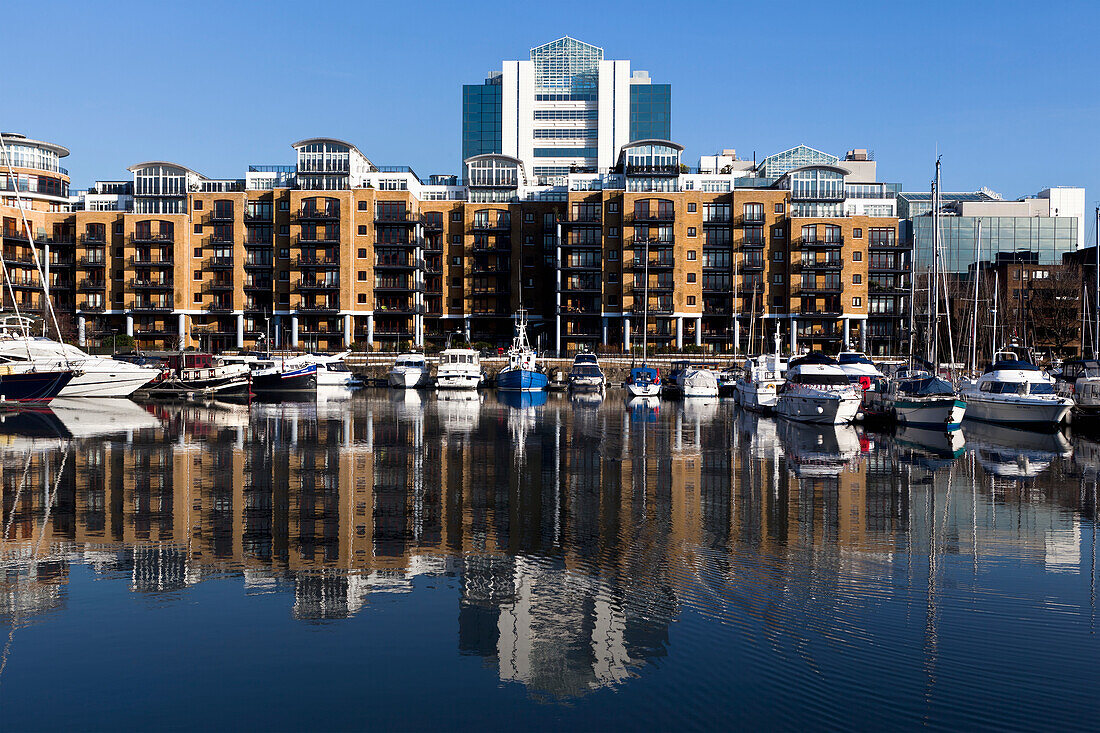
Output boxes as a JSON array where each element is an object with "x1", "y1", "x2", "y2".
[
  {"x1": 630, "y1": 366, "x2": 660, "y2": 382},
  {"x1": 837, "y1": 352, "x2": 875, "y2": 366},
  {"x1": 788, "y1": 352, "x2": 837, "y2": 368},
  {"x1": 984, "y1": 358, "x2": 1040, "y2": 373},
  {"x1": 573, "y1": 353, "x2": 599, "y2": 365},
  {"x1": 898, "y1": 376, "x2": 956, "y2": 397}
]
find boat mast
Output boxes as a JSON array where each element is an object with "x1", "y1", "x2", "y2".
[
  {"x1": 642, "y1": 237, "x2": 649, "y2": 364},
  {"x1": 969, "y1": 218, "x2": 982, "y2": 373},
  {"x1": 929, "y1": 159, "x2": 941, "y2": 370},
  {"x1": 991, "y1": 269, "x2": 999, "y2": 356},
  {"x1": 1095, "y1": 206, "x2": 1100, "y2": 355}
]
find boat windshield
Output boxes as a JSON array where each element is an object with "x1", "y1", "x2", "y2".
[
  {"x1": 1029, "y1": 382, "x2": 1056, "y2": 395},
  {"x1": 573, "y1": 354, "x2": 598, "y2": 365},
  {"x1": 982, "y1": 381, "x2": 1025, "y2": 394},
  {"x1": 789, "y1": 373, "x2": 849, "y2": 386},
  {"x1": 572, "y1": 365, "x2": 602, "y2": 377},
  {"x1": 837, "y1": 353, "x2": 874, "y2": 366}
]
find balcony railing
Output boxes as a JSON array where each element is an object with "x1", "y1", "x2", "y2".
[
  {"x1": 78, "y1": 256, "x2": 107, "y2": 267},
  {"x1": 78, "y1": 302, "x2": 105, "y2": 312},
  {"x1": 295, "y1": 233, "x2": 340, "y2": 245},
  {"x1": 201, "y1": 281, "x2": 234, "y2": 293},
  {"x1": 295, "y1": 256, "x2": 339, "y2": 267},
  {"x1": 799, "y1": 259, "x2": 844, "y2": 270},
  {"x1": 205, "y1": 210, "x2": 235, "y2": 223},
  {"x1": 205, "y1": 303, "x2": 234, "y2": 312},
  {"x1": 375, "y1": 211, "x2": 421, "y2": 225},
  {"x1": 295, "y1": 279, "x2": 340, "y2": 291},
  {"x1": 626, "y1": 211, "x2": 675, "y2": 223},
  {"x1": 295, "y1": 207, "x2": 340, "y2": 221},
  {"x1": 204, "y1": 256, "x2": 234, "y2": 269},
  {"x1": 628, "y1": 257, "x2": 675, "y2": 269},
  {"x1": 129, "y1": 255, "x2": 173, "y2": 267},
  {"x1": 130, "y1": 233, "x2": 174, "y2": 244},
  {"x1": 130, "y1": 278, "x2": 174, "y2": 290},
  {"x1": 801, "y1": 238, "x2": 844, "y2": 248},
  {"x1": 132, "y1": 302, "x2": 173, "y2": 311}
]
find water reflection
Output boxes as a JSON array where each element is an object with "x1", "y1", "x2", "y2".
[{"x1": 1, "y1": 394, "x2": 1099, "y2": 725}]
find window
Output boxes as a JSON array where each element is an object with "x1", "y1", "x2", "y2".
[
  {"x1": 524, "y1": 235, "x2": 534, "y2": 245},
  {"x1": 357, "y1": 270, "x2": 367, "y2": 281},
  {"x1": 687, "y1": 295, "x2": 696, "y2": 305},
  {"x1": 193, "y1": 293, "x2": 201, "y2": 303},
  {"x1": 687, "y1": 273, "x2": 696, "y2": 283},
  {"x1": 608, "y1": 202, "x2": 619, "y2": 213},
  {"x1": 852, "y1": 297, "x2": 862, "y2": 307},
  {"x1": 279, "y1": 225, "x2": 289, "y2": 235},
  {"x1": 279, "y1": 248, "x2": 289, "y2": 259},
  {"x1": 451, "y1": 256, "x2": 461, "y2": 265},
  {"x1": 193, "y1": 270, "x2": 201, "y2": 280},
  {"x1": 687, "y1": 227, "x2": 697, "y2": 237},
  {"x1": 772, "y1": 296, "x2": 783, "y2": 306},
  {"x1": 114, "y1": 222, "x2": 123, "y2": 234},
  {"x1": 358, "y1": 201, "x2": 368, "y2": 211},
  {"x1": 853, "y1": 274, "x2": 862, "y2": 284},
  {"x1": 609, "y1": 296, "x2": 619, "y2": 307},
  {"x1": 687, "y1": 250, "x2": 696, "y2": 260},
  {"x1": 609, "y1": 249, "x2": 619, "y2": 261},
  {"x1": 450, "y1": 211, "x2": 462, "y2": 221},
  {"x1": 773, "y1": 226, "x2": 785, "y2": 239},
  {"x1": 358, "y1": 293, "x2": 367, "y2": 303},
  {"x1": 1013, "y1": 270, "x2": 1020, "y2": 280},
  {"x1": 358, "y1": 248, "x2": 367, "y2": 258},
  {"x1": 773, "y1": 250, "x2": 784, "y2": 261},
  {"x1": 744, "y1": 202, "x2": 764, "y2": 222},
  {"x1": 524, "y1": 213, "x2": 534, "y2": 223},
  {"x1": 193, "y1": 224, "x2": 201, "y2": 234},
  {"x1": 358, "y1": 225, "x2": 367, "y2": 235},
  {"x1": 687, "y1": 203, "x2": 697, "y2": 213},
  {"x1": 451, "y1": 276, "x2": 461, "y2": 286},
  {"x1": 194, "y1": 200, "x2": 203, "y2": 211},
  {"x1": 193, "y1": 247, "x2": 202, "y2": 258},
  {"x1": 853, "y1": 227, "x2": 863, "y2": 239},
  {"x1": 609, "y1": 227, "x2": 619, "y2": 238},
  {"x1": 279, "y1": 271, "x2": 289, "y2": 281},
  {"x1": 853, "y1": 252, "x2": 862, "y2": 262},
  {"x1": 774, "y1": 203, "x2": 784, "y2": 213},
  {"x1": 451, "y1": 235, "x2": 461, "y2": 244},
  {"x1": 772, "y1": 273, "x2": 784, "y2": 283}
]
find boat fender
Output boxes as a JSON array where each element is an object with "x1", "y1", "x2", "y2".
[{"x1": 817, "y1": 406, "x2": 824, "y2": 414}]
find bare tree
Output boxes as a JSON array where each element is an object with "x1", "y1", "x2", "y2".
[{"x1": 1027, "y1": 265, "x2": 1082, "y2": 357}]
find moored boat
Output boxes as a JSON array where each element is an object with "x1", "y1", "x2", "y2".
[
  {"x1": 626, "y1": 365, "x2": 661, "y2": 398},
  {"x1": 665, "y1": 360, "x2": 719, "y2": 398},
  {"x1": 775, "y1": 352, "x2": 862, "y2": 424},
  {"x1": 884, "y1": 369, "x2": 967, "y2": 430},
  {"x1": 567, "y1": 352, "x2": 605, "y2": 392},
  {"x1": 497, "y1": 310, "x2": 548, "y2": 392},
  {"x1": 734, "y1": 354, "x2": 786, "y2": 413},
  {"x1": 249, "y1": 358, "x2": 318, "y2": 397},
  {"x1": 959, "y1": 351, "x2": 1072, "y2": 428},
  {"x1": 388, "y1": 353, "x2": 431, "y2": 389},
  {"x1": 436, "y1": 334, "x2": 482, "y2": 390}
]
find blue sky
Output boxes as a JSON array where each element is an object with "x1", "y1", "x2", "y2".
[{"x1": 6, "y1": 0, "x2": 1098, "y2": 238}]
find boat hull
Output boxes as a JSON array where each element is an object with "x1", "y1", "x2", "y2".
[
  {"x1": 497, "y1": 368, "x2": 548, "y2": 392},
  {"x1": 963, "y1": 394, "x2": 1071, "y2": 428},
  {"x1": 388, "y1": 368, "x2": 430, "y2": 389},
  {"x1": 776, "y1": 393, "x2": 861, "y2": 424},
  {"x1": 251, "y1": 366, "x2": 318, "y2": 395},
  {"x1": 568, "y1": 375, "x2": 604, "y2": 392},
  {"x1": 735, "y1": 381, "x2": 780, "y2": 413},
  {"x1": 0, "y1": 370, "x2": 74, "y2": 403},
  {"x1": 627, "y1": 381, "x2": 660, "y2": 398},
  {"x1": 892, "y1": 398, "x2": 967, "y2": 429}
]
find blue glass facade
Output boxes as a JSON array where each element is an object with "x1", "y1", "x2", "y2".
[
  {"x1": 911, "y1": 215, "x2": 1079, "y2": 273},
  {"x1": 461, "y1": 82, "x2": 503, "y2": 167},
  {"x1": 629, "y1": 84, "x2": 671, "y2": 141}
]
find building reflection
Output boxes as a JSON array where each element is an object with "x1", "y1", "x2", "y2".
[{"x1": 0, "y1": 395, "x2": 1097, "y2": 697}]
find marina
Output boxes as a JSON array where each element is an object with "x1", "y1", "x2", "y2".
[{"x1": 2, "y1": 392, "x2": 1100, "y2": 729}]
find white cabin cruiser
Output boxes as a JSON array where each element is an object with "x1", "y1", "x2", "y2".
[
  {"x1": 388, "y1": 353, "x2": 431, "y2": 388},
  {"x1": 0, "y1": 332, "x2": 160, "y2": 398},
  {"x1": 960, "y1": 351, "x2": 1072, "y2": 428},
  {"x1": 436, "y1": 336, "x2": 482, "y2": 390},
  {"x1": 775, "y1": 352, "x2": 862, "y2": 424},
  {"x1": 568, "y1": 352, "x2": 605, "y2": 392},
  {"x1": 734, "y1": 354, "x2": 787, "y2": 413},
  {"x1": 295, "y1": 351, "x2": 360, "y2": 387},
  {"x1": 1054, "y1": 358, "x2": 1100, "y2": 419},
  {"x1": 836, "y1": 351, "x2": 884, "y2": 386}
]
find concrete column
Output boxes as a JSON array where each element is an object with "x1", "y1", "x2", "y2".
[
  {"x1": 601, "y1": 317, "x2": 608, "y2": 346},
  {"x1": 78, "y1": 316, "x2": 86, "y2": 347},
  {"x1": 366, "y1": 314, "x2": 374, "y2": 348},
  {"x1": 463, "y1": 317, "x2": 470, "y2": 341},
  {"x1": 125, "y1": 314, "x2": 133, "y2": 337},
  {"x1": 178, "y1": 312, "x2": 186, "y2": 350},
  {"x1": 623, "y1": 316, "x2": 631, "y2": 352},
  {"x1": 842, "y1": 317, "x2": 850, "y2": 349},
  {"x1": 860, "y1": 320, "x2": 867, "y2": 352},
  {"x1": 789, "y1": 317, "x2": 798, "y2": 354},
  {"x1": 272, "y1": 315, "x2": 281, "y2": 349},
  {"x1": 733, "y1": 318, "x2": 740, "y2": 354},
  {"x1": 291, "y1": 315, "x2": 299, "y2": 347},
  {"x1": 555, "y1": 314, "x2": 562, "y2": 355},
  {"x1": 675, "y1": 316, "x2": 683, "y2": 350},
  {"x1": 344, "y1": 314, "x2": 353, "y2": 347},
  {"x1": 236, "y1": 314, "x2": 245, "y2": 349},
  {"x1": 695, "y1": 316, "x2": 702, "y2": 347}
]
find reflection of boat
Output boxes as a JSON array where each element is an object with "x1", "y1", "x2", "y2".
[
  {"x1": 316, "y1": 385, "x2": 355, "y2": 403},
  {"x1": 435, "y1": 390, "x2": 482, "y2": 433},
  {"x1": 47, "y1": 398, "x2": 161, "y2": 437},
  {"x1": 963, "y1": 420, "x2": 1072, "y2": 479},
  {"x1": 681, "y1": 396, "x2": 719, "y2": 425},
  {"x1": 626, "y1": 395, "x2": 660, "y2": 422},
  {"x1": 735, "y1": 409, "x2": 780, "y2": 452},
  {"x1": 569, "y1": 390, "x2": 603, "y2": 408},
  {"x1": 388, "y1": 353, "x2": 431, "y2": 389},
  {"x1": 390, "y1": 388, "x2": 424, "y2": 414},
  {"x1": 960, "y1": 352, "x2": 1072, "y2": 428},
  {"x1": 895, "y1": 425, "x2": 966, "y2": 459},
  {"x1": 777, "y1": 419, "x2": 861, "y2": 477},
  {"x1": 496, "y1": 390, "x2": 548, "y2": 409}
]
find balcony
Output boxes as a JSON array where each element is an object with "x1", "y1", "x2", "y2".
[
  {"x1": 471, "y1": 265, "x2": 511, "y2": 275},
  {"x1": 244, "y1": 259, "x2": 273, "y2": 269},
  {"x1": 375, "y1": 211, "x2": 421, "y2": 225},
  {"x1": 629, "y1": 236, "x2": 674, "y2": 249},
  {"x1": 740, "y1": 239, "x2": 765, "y2": 249},
  {"x1": 741, "y1": 215, "x2": 766, "y2": 226},
  {"x1": 869, "y1": 261, "x2": 910, "y2": 273},
  {"x1": 201, "y1": 281, "x2": 234, "y2": 293},
  {"x1": 624, "y1": 164, "x2": 680, "y2": 177},
  {"x1": 130, "y1": 232, "x2": 174, "y2": 244},
  {"x1": 630, "y1": 302, "x2": 674, "y2": 315},
  {"x1": 471, "y1": 242, "x2": 511, "y2": 254},
  {"x1": 799, "y1": 283, "x2": 843, "y2": 294},
  {"x1": 375, "y1": 258, "x2": 418, "y2": 270},
  {"x1": 244, "y1": 280, "x2": 272, "y2": 291},
  {"x1": 869, "y1": 239, "x2": 906, "y2": 249},
  {"x1": 296, "y1": 302, "x2": 340, "y2": 312},
  {"x1": 130, "y1": 278, "x2": 174, "y2": 291},
  {"x1": 76, "y1": 256, "x2": 106, "y2": 268},
  {"x1": 204, "y1": 210, "x2": 235, "y2": 223},
  {"x1": 295, "y1": 256, "x2": 339, "y2": 268},
  {"x1": 703, "y1": 216, "x2": 731, "y2": 226},
  {"x1": 205, "y1": 303, "x2": 235, "y2": 313},
  {"x1": 560, "y1": 260, "x2": 602, "y2": 271},
  {"x1": 204, "y1": 256, "x2": 234, "y2": 269},
  {"x1": 740, "y1": 260, "x2": 765, "y2": 271},
  {"x1": 797, "y1": 328, "x2": 843, "y2": 339},
  {"x1": 562, "y1": 281, "x2": 603, "y2": 294},
  {"x1": 129, "y1": 255, "x2": 173, "y2": 267},
  {"x1": 628, "y1": 282, "x2": 673, "y2": 295},
  {"x1": 132, "y1": 302, "x2": 173, "y2": 312},
  {"x1": 628, "y1": 257, "x2": 675, "y2": 269},
  {"x1": 295, "y1": 279, "x2": 340, "y2": 291},
  {"x1": 799, "y1": 259, "x2": 844, "y2": 271},
  {"x1": 295, "y1": 207, "x2": 340, "y2": 222},
  {"x1": 374, "y1": 305, "x2": 425, "y2": 316},
  {"x1": 78, "y1": 302, "x2": 105, "y2": 312},
  {"x1": 294, "y1": 233, "x2": 340, "y2": 245},
  {"x1": 801, "y1": 238, "x2": 843, "y2": 248},
  {"x1": 244, "y1": 211, "x2": 272, "y2": 223},
  {"x1": 561, "y1": 238, "x2": 601, "y2": 249},
  {"x1": 79, "y1": 234, "x2": 108, "y2": 245},
  {"x1": 374, "y1": 282, "x2": 422, "y2": 293},
  {"x1": 626, "y1": 211, "x2": 675, "y2": 224},
  {"x1": 795, "y1": 309, "x2": 843, "y2": 318},
  {"x1": 422, "y1": 217, "x2": 444, "y2": 231},
  {"x1": 468, "y1": 218, "x2": 511, "y2": 232}
]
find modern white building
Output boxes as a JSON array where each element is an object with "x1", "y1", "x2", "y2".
[{"x1": 462, "y1": 37, "x2": 670, "y2": 184}]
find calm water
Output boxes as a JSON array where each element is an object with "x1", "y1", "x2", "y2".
[{"x1": 1, "y1": 391, "x2": 1099, "y2": 730}]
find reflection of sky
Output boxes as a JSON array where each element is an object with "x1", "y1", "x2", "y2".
[{"x1": 0, "y1": 397, "x2": 1098, "y2": 728}]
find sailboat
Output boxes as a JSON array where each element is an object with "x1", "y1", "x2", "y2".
[
  {"x1": 497, "y1": 309, "x2": 548, "y2": 392},
  {"x1": 734, "y1": 322, "x2": 786, "y2": 412},
  {"x1": 885, "y1": 158, "x2": 967, "y2": 429},
  {"x1": 626, "y1": 236, "x2": 661, "y2": 397}
]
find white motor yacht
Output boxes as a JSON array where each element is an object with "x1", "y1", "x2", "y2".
[
  {"x1": 568, "y1": 352, "x2": 605, "y2": 392},
  {"x1": 775, "y1": 352, "x2": 862, "y2": 424},
  {"x1": 1054, "y1": 358, "x2": 1100, "y2": 419},
  {"x1": 836, "y1": 351, "x2": 884, "y2": 386},
  {"x1": 734, "y1": 354, "x2": 787, "y2": 413},
  {"x1": 295, "y1": 351, "x2": 361, "y2": 387},
  {"x1": 388, "y1": 353, "x2": 431, "y2": 388},
  {"x1": 436, "y1": 340, "x2": 482, "y2": 390},
  {"x1": 0, "y1": 332, "x2": 160, "y2": 398},
  {"x1": 960, "y1": 351, "x2": 1072, "y2": 428}
]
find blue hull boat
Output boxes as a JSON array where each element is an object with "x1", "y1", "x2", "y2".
[
  {"x1": 497, "y1": 390, "x2": 549, "y2": 408},
  {"x1": 497, "y1": 368, "x2": 548, "y2": 392}
]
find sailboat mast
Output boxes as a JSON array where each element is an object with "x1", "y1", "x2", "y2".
[
  {"x1": 929, "y1": 160, "x2": 941, "y2": 369},
  {"x1": 642, "y1": 237, "x2": 649, "y2": 364},
  {"x1": 970, "y1": 219, "x2": 982, "y2": 372},
  {"x1": 991, "y1": 269, "x2": 999, "y2": 356}
]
